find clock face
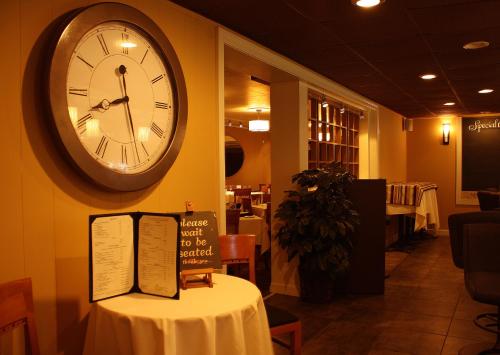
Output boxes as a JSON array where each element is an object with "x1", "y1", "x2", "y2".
[
  {"x1": 47, "y1": 3, "x2": 187, "y2": 191},
  {"x1": 67, "y1": 22, "x2": 174, "y2": 174}
]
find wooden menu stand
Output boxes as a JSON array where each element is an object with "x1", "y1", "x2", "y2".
[{"x1": 180, "y1": 268, "x2": 214, "y2": 289}]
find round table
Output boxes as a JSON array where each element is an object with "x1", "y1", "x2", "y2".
[{"x1": 83, "y1": 274, "x2": 273, "y2": 355}]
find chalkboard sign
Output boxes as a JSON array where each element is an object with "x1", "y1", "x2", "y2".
[
  {"x1": 462, "y1": 117, "x2": 500, "y2": 191},
  {"x1": 179, "y1": 211, "x2": 221, "y2": 270}
]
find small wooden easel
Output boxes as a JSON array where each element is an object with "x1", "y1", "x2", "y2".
[
  {"x1": 179, "y1": 201, "x2": 214, "y2": 290},
  {"x1": 180, "y1": 268, "x2": 214, "y2": 289}
]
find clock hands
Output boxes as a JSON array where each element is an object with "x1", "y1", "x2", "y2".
[
  {"x1": 118, "y1": 64, "x2": 140, "y2": 163},
  {"x1": 91, "y1": 96, "x2": 129, "y2": 111}
]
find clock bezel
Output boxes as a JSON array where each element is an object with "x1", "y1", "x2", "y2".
[{"x1": 46, "y1": 3, "x2": 187, "y2": 191}]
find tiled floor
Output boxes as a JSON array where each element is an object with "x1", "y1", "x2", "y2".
[{"x1": 267, "y1": 234, "x2": 497, "y2": 354}]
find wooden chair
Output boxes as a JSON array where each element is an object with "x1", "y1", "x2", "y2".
[
  {"x1": 262, "y1": 193, "x2": 271, "y2": 203},
  {"x1": 218, "y1": 235, "x2": 302, "y2": 355},
  {"x1": 241, "y1": 197, "x2": 252, "y2": 213},
  {"x1": 226, "y1": 209, "x2": 240, "y2": 234},
  {"x1": 233, "y1": 188, "x2": 252, "y2": 203},
  {"x1": 0, "y1": 278, "x2": 40, "y2": 355},
  {"x1": 219, "y1": 234, "x2": 257, "y2": 283}
]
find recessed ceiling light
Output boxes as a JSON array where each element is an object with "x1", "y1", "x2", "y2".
[
  {"x1": 420, "y1": 74, "x2": 436, "y2": 80},
  {"x1": 478, "y1": 88, "x2": 494, "y2": 94},
  {"x1": 352, "y1": 0, "x2": 385, "y2": 8},
  {"x1": 443, "y1": 102, "x2": 455, "y2": 106},
  {"x1": 463, "y1": 41, "x2": 490, "y2": 50}
]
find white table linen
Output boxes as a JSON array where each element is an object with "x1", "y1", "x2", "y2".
[
  {"x1": 386, "y1": 189, "x2": 440, "y2": 231},
  {"x1": 83, "y1": 274, "x2": 273, "y2": 355},
  {"x1": 239, "y1": 215, "x2": 270, "y2": 254}
]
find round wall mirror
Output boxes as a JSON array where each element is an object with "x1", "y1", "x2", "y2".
[{"x1": 225, "y1": 136, "x2": 244, "y2": 177}]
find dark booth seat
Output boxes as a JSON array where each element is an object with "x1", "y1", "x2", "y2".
[
  {"x1": 477, "y1": 191, "x2": 500, "y2": 211},
  {"x1": 448, "y1": 212, "x2": 500, "y2": 354}
]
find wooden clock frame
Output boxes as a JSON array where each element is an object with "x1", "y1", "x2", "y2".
[{"x1": 45, "y1": 2, "x2": 188, "y2": 191}]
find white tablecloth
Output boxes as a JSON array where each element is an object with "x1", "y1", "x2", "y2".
[
  {"x1": 386, "y1": 189, "x2": 440, "y2": 231},
  {"x1": 239, "y1": 215, "x2": 270, "y2": 254},
  {"x1": 83, "y1": 274, "x2": 273, "y2": 355},
  {"x1": 225, "y1": 191, "x2": 264, "y2": 204},
  {"x1": 252, "y1": 204, "x2": 267, "y2": 219}
]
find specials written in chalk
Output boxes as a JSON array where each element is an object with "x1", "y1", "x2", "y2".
[
  {"x1": 468, "y1": 118, "x2": 500, "y2": 133},
  {"x1": 178, "y1": 211, "x2": 221, "y2": 270}
]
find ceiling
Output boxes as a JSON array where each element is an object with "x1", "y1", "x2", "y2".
[{"x1": 171, "y1": 0, "x2": 500, "y2": 118}]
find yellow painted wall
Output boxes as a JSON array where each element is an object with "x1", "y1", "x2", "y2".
[
  {"x1": 378, "y1": 106, "x2": 407, "y2": 182},
  {"x1": 225, "y1": 127, "x2": 270, "y2": 190},
  {"x1": 406, "y1": 117, "x2": 477, "y2": 229},
  {"x1": 0, "y1": 1, "x2": 219, "y2": 354}
]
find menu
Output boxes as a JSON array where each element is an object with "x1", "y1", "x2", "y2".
[{"x1": 89, "y1": 212, "x2": 180, "y2": 302}]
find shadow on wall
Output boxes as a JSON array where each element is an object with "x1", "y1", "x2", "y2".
[
  {"x1": 21, "y1": 9, "x2": 154, "y2": 209},
  {"x1": 55, "y1": 256, "x2": 89, "y2": 355}
]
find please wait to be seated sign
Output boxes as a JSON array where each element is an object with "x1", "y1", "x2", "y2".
[{"x1": 179, "y1": 211, "x2": 221, "y2": 270}]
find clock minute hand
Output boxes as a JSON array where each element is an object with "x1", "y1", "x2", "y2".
[{"x1": 118, "y1": 65, "x2": 140, "y2": 162}]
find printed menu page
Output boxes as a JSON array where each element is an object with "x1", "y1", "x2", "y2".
[
  {"x1": 91, "y1": 215, "x2": 134, "y2": 301},
  {"x1": 138, "y1": 215, "x2": 178, "y2": 297}
]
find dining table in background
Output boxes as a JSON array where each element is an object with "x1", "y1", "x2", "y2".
[
  {"x1": 83, "y1": 273, "x2": 273, "y2": 355},
  {"x1": 386, "y1": 184, "x2": 440, "y2": 232},
  {"x1": 225, "y1": 191, "x2": 265, "y2": 204},
  {"x1": 239, "y1": 214, "x2": 270, "y2": 254}
]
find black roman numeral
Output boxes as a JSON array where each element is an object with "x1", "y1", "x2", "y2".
[
  {"x1": 121, "y1": 145, "x2": 128, "y2": 164},
  {"x1": 95, "y1": 136, "x2": 109, "y2": 158},
  {"x1": 122, "y1": 33, "x2": 129, "y2": 55},
  {"x1": 151, "y1": 122, "x2": 164, "y2": 138},
  {"x1": 77, "y1": 55, "x2": 94, "y2": 70},
  {"x1": 68, "y1": 88, "x2": 88, "y2": 96},
  {"x1": 77, "y1": 113, "x2": 92, "y2": 133},
  {"x1": 140, "y1": 49, "x2": 149, "y2": 64},
  {"x1": 155, "y1": 101, "x2": 170, "y2": 109},
  {"x1": 97, "y1": 34, "x2": 109, "y2": 56},
  {"x1": 151, "y1": 75, "x2": 163, "y2": 84}
]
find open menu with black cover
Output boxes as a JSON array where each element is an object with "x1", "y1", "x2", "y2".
[{"x1": 89, "y1": 212, "x2": 180, "y2": 302}]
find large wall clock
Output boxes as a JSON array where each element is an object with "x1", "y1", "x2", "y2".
[{"x1": 46, "y1": 2, "x2": 187, "y2": 191}]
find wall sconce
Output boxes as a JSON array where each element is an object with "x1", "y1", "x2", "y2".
[
  {"x1": 442, "y1": 123, "x2": 450, "y2": 145},
  {"x1": 402, "y1": 117, "x2": 414, "y2": 132}
]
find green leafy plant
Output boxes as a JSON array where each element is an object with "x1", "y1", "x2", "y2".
[{"x1": 274, "y1": 162, "x2": 359, "y2": 279}]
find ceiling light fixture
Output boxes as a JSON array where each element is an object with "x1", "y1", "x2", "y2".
[
  {"x1": 443, "y1": 102, "x2": 455, "y2": 106},
  {"x1": 249, "y1": 109, "x2": 270, "y2": 132},
  {"x1": 321, "y1": 97, "x2": 328, "y2": 108},
  {"x1": 420, "y1": 74, "x2": 436, "y2": 80},
  {"x1": 478, "y1": 88, "x2": 494, "y2": 94},
  {"x1": 352, "y1": 0, "x2": 385, "y2": 8},
  {"x1": 463, "y1": 41, "x2": 490, "y2": 50}
]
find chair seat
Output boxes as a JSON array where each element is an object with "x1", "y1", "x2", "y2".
[
  {"x1": 265, "y1": 304, "x2": 299, "y2": 327},
  {"x1": 466, "y1": 272, "x2": 500, "y2": 306}
]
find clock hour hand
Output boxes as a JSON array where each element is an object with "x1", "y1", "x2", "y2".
[
  {"x1": 91, "y1": 96, "x2": 129, "y2": 111},
  {"x1": 119, "y1": 65, "x2": 140, "y2": 162}
]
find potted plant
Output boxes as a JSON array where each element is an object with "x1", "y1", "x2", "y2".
[{"x1": 274, "y1": 162, "x2": 359, "y2": 303}]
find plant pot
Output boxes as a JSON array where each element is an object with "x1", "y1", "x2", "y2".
[{"x1": 298, "y1": 262, "x2": 335, "y2": 303}]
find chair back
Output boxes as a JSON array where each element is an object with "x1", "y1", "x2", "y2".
[
  {"x1": 233, "y1": 188, "x2": 252, "y2": 199},
  {"x1": 262, "y1": 193, "x2": 271, "y2": 203},
  {"x1": 448, "y1": 211, "x2": 500, "y2": 268},
  {"x1": 218, "y1": 234, "x2": 256, "y2": 284},
  {"x1": 226, "y1": 209, "x2": 240, "y2": 234},
  {"x1": 0, "y1": 278, "x2": 40, "y2": 355},
  {"x1": 463, "y1": 223, "x2": 500, "y2": 305},
  {"x1": 477, "y1": 191, "x2": 500, "y2": 211},
  {"x1": 241, "y1": 197, "x2": 252, "y2": 213}
]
